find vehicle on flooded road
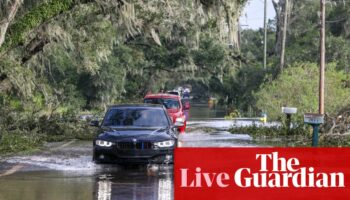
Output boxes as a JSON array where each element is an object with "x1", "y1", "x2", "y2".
[
  {"x1": 91, "y1": 104, "x2": 182, "y2": 164},
  {"x1": 143, "y1": 93, "x2": 187, "y2": 133}
]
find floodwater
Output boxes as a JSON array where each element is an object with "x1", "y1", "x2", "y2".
[{"x1": 0, "y1": 105, "x2": 266, "y2": 200}]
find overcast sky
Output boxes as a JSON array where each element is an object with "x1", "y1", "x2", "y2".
[{"x1": 240, "y1": 0, "x2": 276, "y2": 29}]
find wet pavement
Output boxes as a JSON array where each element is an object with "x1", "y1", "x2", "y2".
[{"x1": 0, "y1": 105, "x2": 266, "y2": 200}]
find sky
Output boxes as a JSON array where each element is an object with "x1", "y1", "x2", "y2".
[{"x1": 240, "y1": 0, "x2": 276, "y2": 29}]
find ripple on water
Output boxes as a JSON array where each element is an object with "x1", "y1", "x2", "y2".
[
  {"x1": 179, "y1": 130, "x2": 255, "y2": 147},
  {"x1": 6, "y1": 155, "x2": 99, "y2": 172}
]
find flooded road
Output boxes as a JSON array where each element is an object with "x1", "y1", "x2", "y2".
[{"x1": 0, "y1": 105, "x2": 263, "y2": 200}]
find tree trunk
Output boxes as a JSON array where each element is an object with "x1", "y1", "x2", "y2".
[
  {"x1": 220, "y1": 0, "x2": 241, "y2": 50},
  {"x1": 273, "y1": 0, "x2": 293, "y2": 71},
  {"x1": 272, "y1": 0, "x2": 283, "y2": 57},
  {"x1": 279, "y1": 0, "x2": 288, "y2": 71},
  {"x1": 0, "y1": 0, "x2": 21, "y2": 48}
]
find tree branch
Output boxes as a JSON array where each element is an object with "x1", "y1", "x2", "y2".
[{"x1": 0, "y1": 0, "x2": 22, "y2": 48}]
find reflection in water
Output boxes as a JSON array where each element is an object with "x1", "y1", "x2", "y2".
[
  {"x1": 0, "y1": 170, "x2": 94, "y2": 200},
  {"x1": 97, "y1": 179, "x2": 112, "y2": 200},
  {"x1": 158, "y1": 178, "x2": 172, "y2": 200},
  {"x1": 188, "y1": 104, "x2": 226, "y2": 119},
  {"x1": 95, "y1": 165, "x2": 173, "y2": 200}
]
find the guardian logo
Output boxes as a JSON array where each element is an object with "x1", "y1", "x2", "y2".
[{"x1": 180, "y1": 152, "x2": 345, "y2": 188}]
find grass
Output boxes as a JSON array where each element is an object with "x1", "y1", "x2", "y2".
[{"x1": 0, "y1": 131, "x2": 43, "y2": 155}]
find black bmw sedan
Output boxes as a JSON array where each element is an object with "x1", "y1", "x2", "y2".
[{"x1": 91, "y1": 104, "x2": 182, "y2": 164}]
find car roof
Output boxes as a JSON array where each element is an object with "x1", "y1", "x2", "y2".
[
  {"x1": 144, "y1": 93, "x2": 180, "y2": 99},
  {"x1": 108, "y1": 104, "x2": 165, "y2": 109}
]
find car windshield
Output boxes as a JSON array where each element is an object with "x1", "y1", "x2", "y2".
[
  {"x1": 102, "y1": 107, "x2": 169, "y2": 127},
  {"x1": 144, "y1": 98, "x2": 180, "y2": 109}
]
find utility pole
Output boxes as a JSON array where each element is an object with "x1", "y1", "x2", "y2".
[
  {"x1": 280, "y1": 0, "x2": 288, "y2": 72},
  {"x1": 319, "y1": 0, "x2": 325, "y2": 115},
  {"x1": 263, "y1": 0, "x2": 267, "y2": 70}
]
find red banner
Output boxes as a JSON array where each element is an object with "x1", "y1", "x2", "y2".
[{"x1": 174, "y1": 148, "x2": 350, "y2": 200}]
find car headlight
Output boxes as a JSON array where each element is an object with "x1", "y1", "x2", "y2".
[
  {"x1": 96, "y1": 140, "x2": 113, "y2": 147},
  {"x1": 175, "y1": 116, "x2": 185, "y2": 123},
  {"x1": 154, "y1": 140, "x2": 175, "y2": 148}
]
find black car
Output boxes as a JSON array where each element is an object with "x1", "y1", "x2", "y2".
[{"x1": 91, "y1": 104, "x2": 182, "y2": 164}]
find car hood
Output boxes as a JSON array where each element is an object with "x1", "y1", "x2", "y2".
[{"x1": 97, "y1": 127, "x2": 175, "y2": 142}]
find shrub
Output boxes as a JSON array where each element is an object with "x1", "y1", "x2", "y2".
[{"x1": 255, "y1": 62, "x2": 350, "y2": 121}]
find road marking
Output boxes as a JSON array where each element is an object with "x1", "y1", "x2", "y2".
[{"x1": 0, "y1": 164, "x2": 24, "y2": 177}]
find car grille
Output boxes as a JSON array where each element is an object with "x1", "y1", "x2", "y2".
[{"x1": 117, "y1": 142, "x2": 153, "y2": 150}]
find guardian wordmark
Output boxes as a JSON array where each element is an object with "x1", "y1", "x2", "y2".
[
  {"x1": 180, "y1": 152, "x2": 344, "y2": 188},
  {"x1": 175, "y1": 148, "x2": 350, "y2": 200}
]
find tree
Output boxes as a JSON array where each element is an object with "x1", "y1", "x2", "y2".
[
  {"x1": 0, "y1": 0, "x2": 247, "y2": 113},
  {"x1": 255, "y1": 62, "x2": 350, "y2": 121}
]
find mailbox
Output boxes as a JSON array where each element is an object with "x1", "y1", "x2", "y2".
[
  {"x1": 282, "y1": 107, "x2": 297, "y2": 130},
  {"x1": 282, "y1": 107, "x2": 297, "y2": 114},
  {"x1": 304, "y1": 113, "x2": 324, "y2": 147},
  {"x1": 304, "y1": 113, "x2": 324, "y2": 125}
]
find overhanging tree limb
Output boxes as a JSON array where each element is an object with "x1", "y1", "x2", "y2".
[{"x1": 0, "y1": 0, "x2": 22, "y2": 48}]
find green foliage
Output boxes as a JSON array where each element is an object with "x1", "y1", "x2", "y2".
[
  {"x1": 230, "y1": 124, "x2": 308, "y2": 138},
  {"x1": 0, "y1": 102, "x2": 97, "y2": 154},
  {"x1": 327, "y1": 0, "x2": 350, "y2": 39},
  {"x1": 320, "y1": 134, "x2": 350, "y2": 147},
  {"x1": 240, "y1": 27, "x2": 276, "y2": 63},
  {"x1": 0, "y1": 0, "x2": 74, "y2": 52},
  {"x1": 229, "y1": 122, "x2": 350, "y2": 147},
  {"x1": 0, "y1": 0, "x2": 248, "y2": 154},
  {"x1": 284, "y1": 0, "x2": 350, "y2": 72},
  {"x1": 255, "y1": 62, "x2": 350, "y2": 121},
  {"x1": 229, "y1": 123, "x2": 311, "y2": 147},
  {"x1": 0, "y1": 60, "x2": 38, "y2": 109},
  {"x1": 223, "y1": 64, "x2": 267, "y2": 114},
  {"x1": 0, "y1": 131, "x2": 43, "y2": 154},
  {"x1": 191, "y1": 35, "x2": 227, "y2": 76},
  {"x1": 325, "y1": 36, "x2": 350, "y2": 72},
  {"x1": 79, "y1": 44, "x2": 141, "y2": 108}
]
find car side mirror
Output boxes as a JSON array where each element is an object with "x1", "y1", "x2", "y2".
[{"x1": 89, "y1": 120, "x2": 99, "y2": 127}]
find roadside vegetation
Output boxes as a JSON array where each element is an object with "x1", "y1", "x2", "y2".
[
  {"x1": 255, "y1": 63, "x2": 350, "y2": 121},
  {"x1": 229, "y1": 124, "x2": 311, "y2": 147},
  {"x1": 228, "y1": 0, "x2": 350, "y2": 145},
  {"x1": 0, "y1": 108, "x2": 97, "y2": 154},
  {"x1": 0, "y1": 0, "x2": 350, "y2": 153},
  {"x1": 229, "y1": 123, "x2": 350, "y2": 147}
]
